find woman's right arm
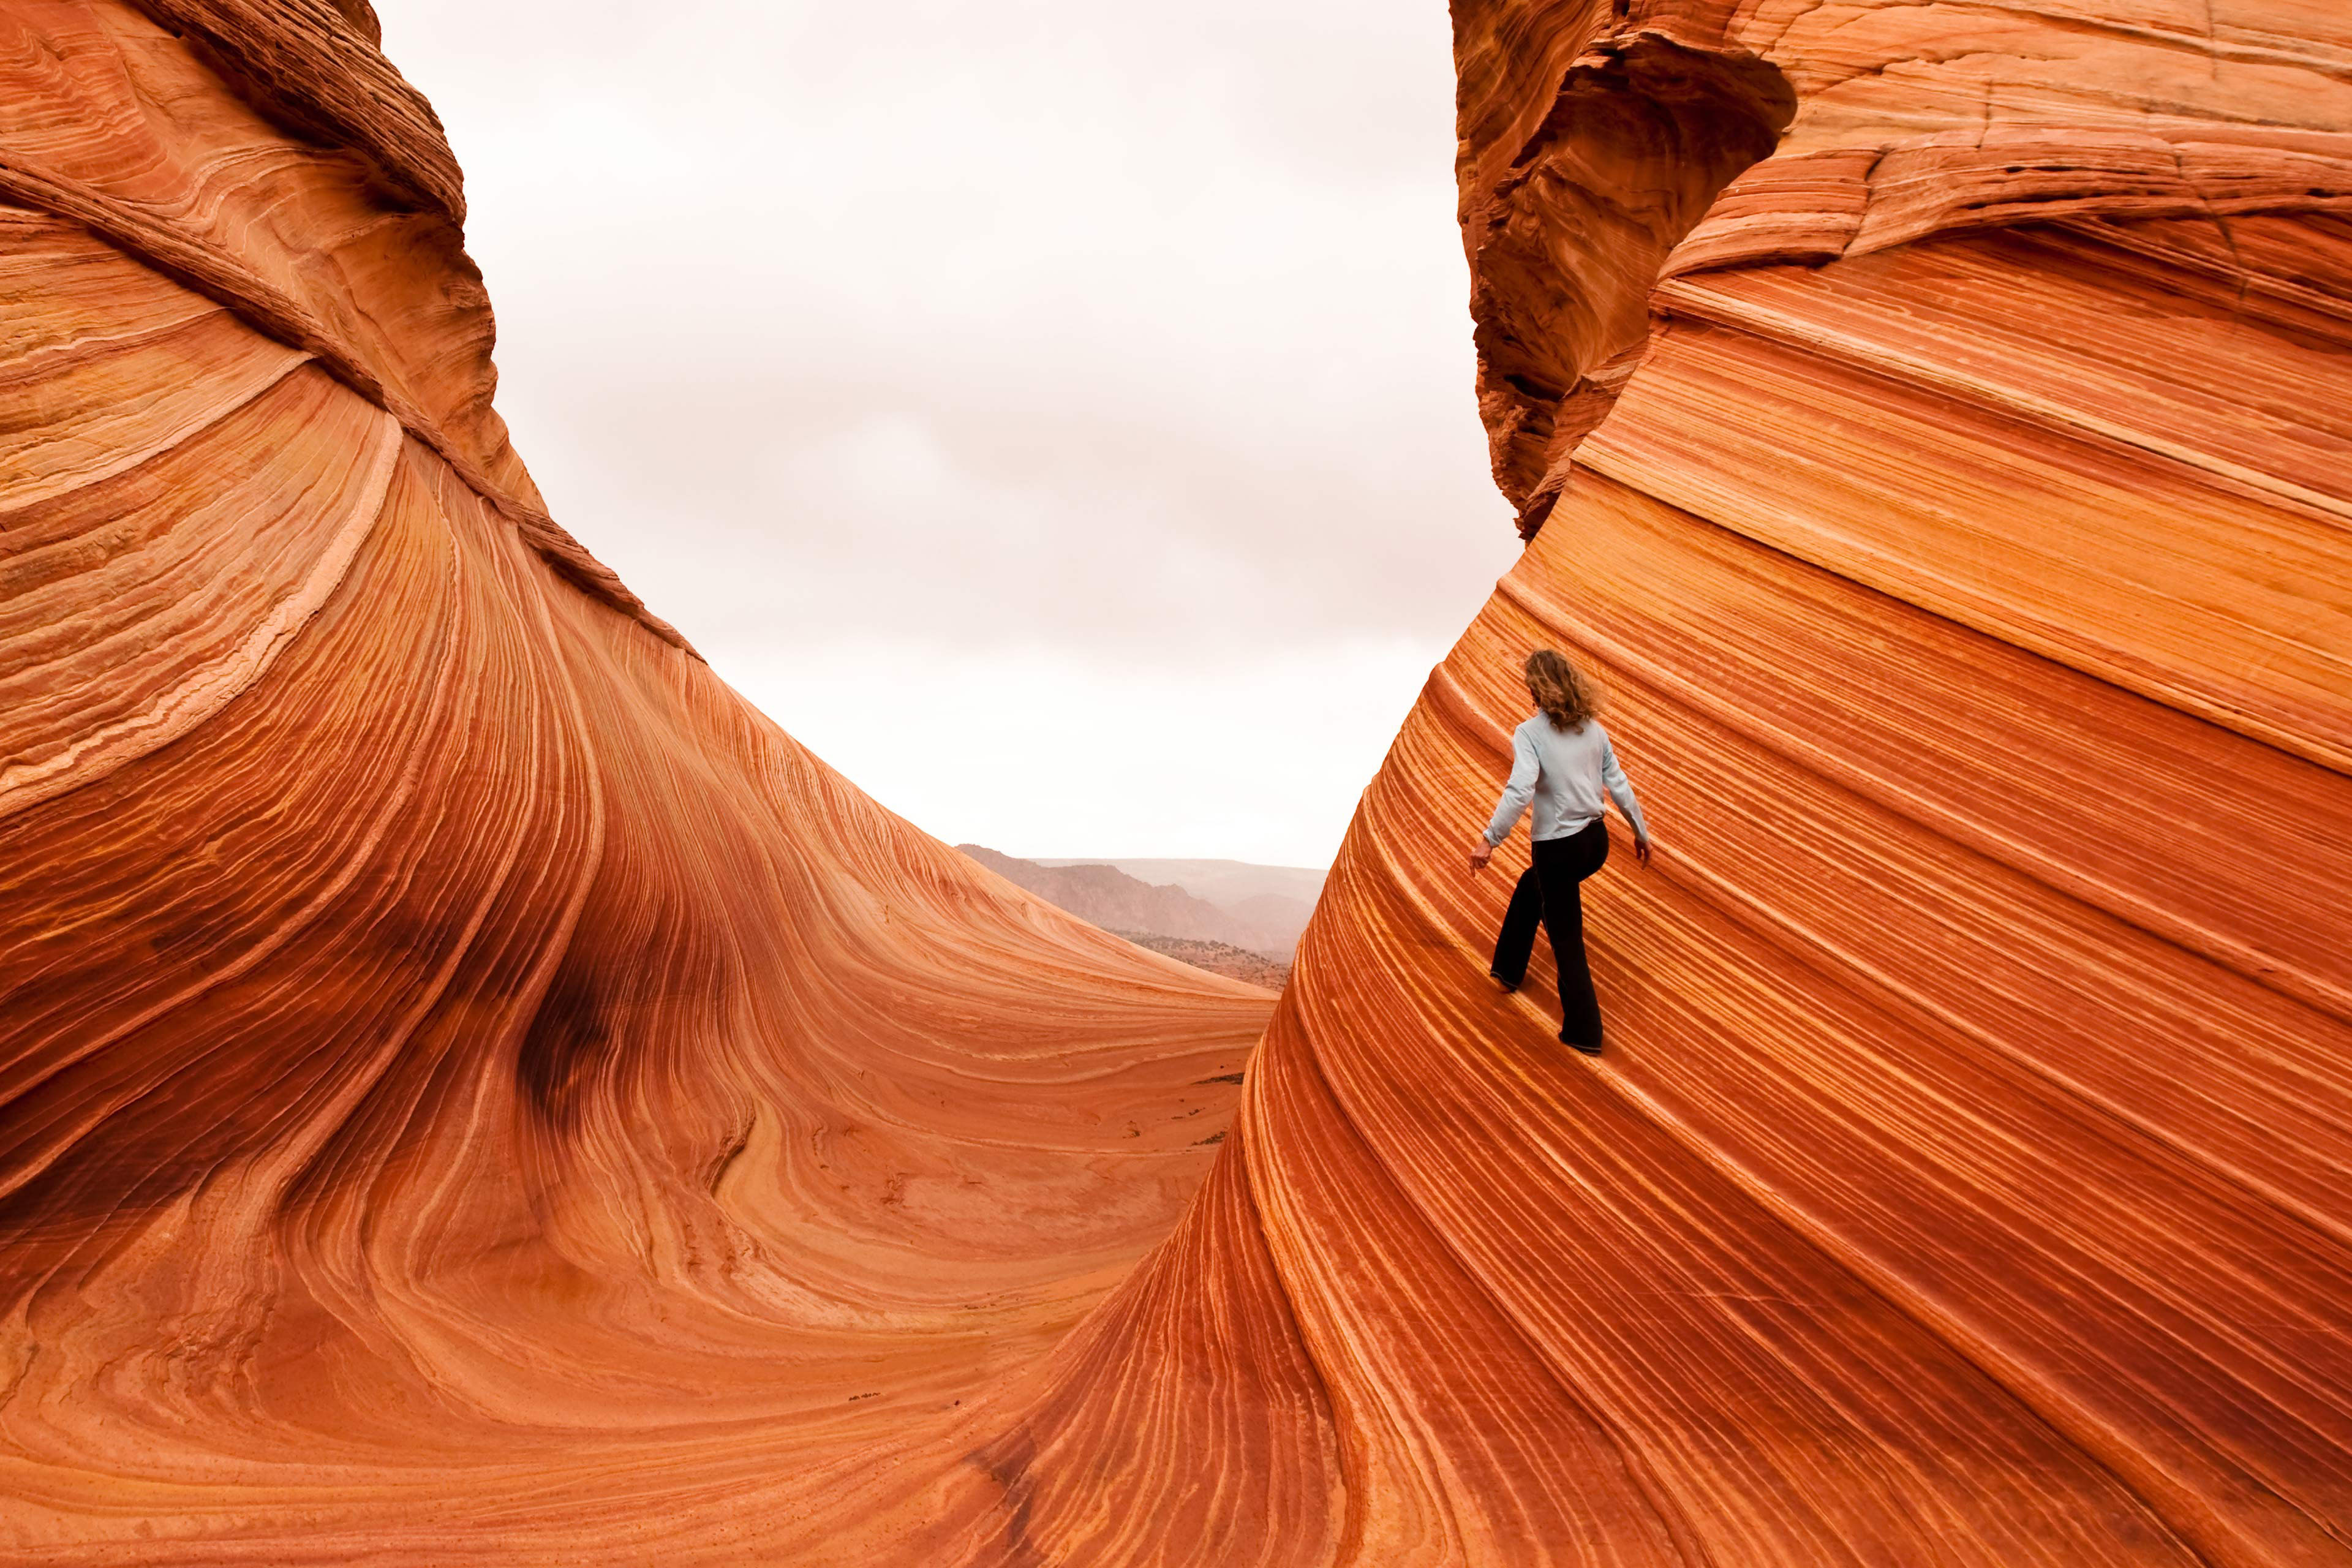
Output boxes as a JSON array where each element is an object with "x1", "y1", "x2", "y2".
[{"x1": 1472, "y1": 728, "x2": 1540, "y2": 869}]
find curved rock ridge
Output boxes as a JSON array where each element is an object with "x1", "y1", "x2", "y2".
[
  {"x1": 0, "y1": 0, "x2": 681, "y2": 657},
  {"x1": 1178, "y1": 0, "x2": 2351, "y2": 1562},
  {"x1": 0, "y1": 3, "x2": 1275, "y2": 1560},
  {"x1": 5, "y1": 0, "x2": 2351, "y2": 1564},
  {"x1": 842, "y1": 1, "x2": 2346, "y2": 1562},
  {"x1": 815, "y1": 2, "x2": 2352, "y2": 1556}
]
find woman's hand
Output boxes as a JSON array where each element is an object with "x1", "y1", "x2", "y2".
[
  {"x1": 1468, "y1": 837, "x2": 1495, "y2": 872},
  {"x1": 1634, "y1": 835, "x2": 1653, "y2": 868}
]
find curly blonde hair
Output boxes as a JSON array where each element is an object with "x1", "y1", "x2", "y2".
[{"x1": 1523, "y1": 648, "x2": 1600, "y2": 732}]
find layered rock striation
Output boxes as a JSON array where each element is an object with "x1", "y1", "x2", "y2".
[
  {"x1": 2, "y1": 0, "x2": 2350, "y2": 1564},
  {"x1": 1191, "y1": 1, "x2": 2352, "y2": 1562},
  {"x1": 907, "y1": 1, "x2": 2352, "y2": 1562},
  {"x1": 0, "y1": 2, "x2": 1271, "y2": 1559}
]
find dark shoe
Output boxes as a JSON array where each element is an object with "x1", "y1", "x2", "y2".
[
  {"x1": 1559, "y1": 1031, "x2": 1604, "y2": 1057},
  {"x1": 1488, "y1": 971, "x2": 1519, "y2": 993}
]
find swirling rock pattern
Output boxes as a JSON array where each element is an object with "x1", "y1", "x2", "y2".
[
  {"x1": 2, "y1": 0, "x2": 2348, "y2": 1564},
  {"x1": 1215, "y1": 1, "x2": 2352, "y2": 1562},
  {"x1": 0, "y1": 2, "x2": 1272, "y2": 1559}
]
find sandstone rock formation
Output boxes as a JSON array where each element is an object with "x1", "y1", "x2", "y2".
[
  {"x1": 1224, "y1": 1, "x2": 2352, "y2": 1562},
  {"x1": 0, "y1": 2, "x2": 1272, "y2": 1559},
  {"x1": 3, "y1": 0, "x2": 2349, "y2": 1564}
]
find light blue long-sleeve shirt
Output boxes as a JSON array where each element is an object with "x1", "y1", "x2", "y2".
[{"x1": 1483, "y1": 715, "x2": 1648, "y2": 847}]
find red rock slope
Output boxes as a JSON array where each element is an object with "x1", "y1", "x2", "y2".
[
  {"x1": 5, "y1": 1, "x2": 2351, "y2": 1564},
  {"x1": 1194, "y1": 1, "x2": 2352, "y2": 1563},
  {"x1": 896, "y1": 2, "x2": 2352, "y2": 1564},
  {"x1": 0, "y1": 2, "x2": 1273, "y2": 1559}
]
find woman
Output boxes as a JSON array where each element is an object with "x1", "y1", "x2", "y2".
[{"x1": 1469, "y1": 648, "x2": 1651, "y2": 1055}]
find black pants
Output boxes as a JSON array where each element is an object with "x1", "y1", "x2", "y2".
[{"x1": 1489, "y1": 821, "x2": 1610, "y2": 1047}]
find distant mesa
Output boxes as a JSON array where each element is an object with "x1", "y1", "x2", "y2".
[
  {"x1": 1033, "y1": 858, "x2": 1325, "y2": 913},
  {"x1": 959, "y1": 846, "x2": 1317, "y2": 985},
  {"x1": 1035, "y1": 858, "x2": 1324, "y2": 955}
]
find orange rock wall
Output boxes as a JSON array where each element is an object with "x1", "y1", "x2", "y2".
[
  {"x1": 2, "y1": 0, "x2": 2349, "y2": 1563},
  {"x1": 1202, "y1": 0, "x2": 2352, "y2": 1562},
  {"x1": 914, "y1": 2, "x2": 2351, "y2": 1564},
  {"x1": 910, "y1": 2, "x2": 2352, "y2": 1556},
  {"x1": 0, "y1": 3, "x2": 1274, "y2": 1559}
]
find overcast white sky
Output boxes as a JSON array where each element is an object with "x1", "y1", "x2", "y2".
[{"x1": 379, "y1": 0, "x2": 1514, "y2": 866}]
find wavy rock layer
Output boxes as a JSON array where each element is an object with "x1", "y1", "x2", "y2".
[
  {"x1": 932, "y1": 1, "x2": 2352, "y2": 1563},
  {"x1": 0, "y1": 3, "x2": 1273, "y2": 1560},
  {"x1": 4, "y1": 0, "x2": 2350, "y2": 1564},
  {"x1": 1176, "y1": 2, "x2": 2352, "y2": 1563}
]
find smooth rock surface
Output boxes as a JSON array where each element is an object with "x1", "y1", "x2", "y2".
[
  {"x1": 0, "y1": 4, "x2": 1270, "y2": 1559},
  {"x1": 2, "y1": 0, "x2": 2349, "y2": 1563},
  {"x1": 1216, "y1": 1, "x2": 2352, "y2": 1562}
]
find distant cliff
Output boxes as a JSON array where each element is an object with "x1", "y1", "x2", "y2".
[
  {"x1": 957, "y1": 846, "x2": 1298, "y2": 982},
  {"x1": 1034, "y1": 856, "x2": 1321, "y2": 956}
]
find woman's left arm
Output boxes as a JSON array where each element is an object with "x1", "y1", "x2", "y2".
[{"x1": 1601, "y1": 734, "x2": 1653, "y2": 867}]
